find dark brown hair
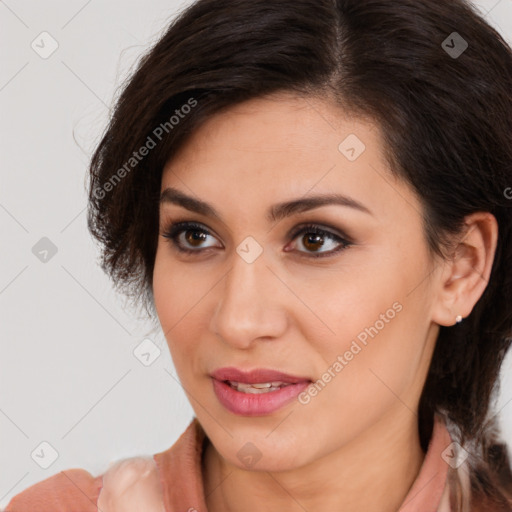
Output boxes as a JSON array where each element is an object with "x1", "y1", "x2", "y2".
[{"x1": 87, "y1": 0, "x2": 512, "y2": 508}]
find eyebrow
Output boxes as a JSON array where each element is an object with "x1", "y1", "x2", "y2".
[{"x1": 159, "y1": 186, "x2": 373, "y2": 223}]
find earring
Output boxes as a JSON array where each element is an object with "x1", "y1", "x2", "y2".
[{"x1": 455, "y1": 315, "x2": 463, "y2": 324}]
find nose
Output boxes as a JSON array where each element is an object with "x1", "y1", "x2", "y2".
[{"x1": 209, "y1": 248, "x2": 289, "y2": 350}]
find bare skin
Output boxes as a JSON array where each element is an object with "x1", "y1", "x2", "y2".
[{"x1": 152, "y1": 92, "x2": 498, "y2": 512}]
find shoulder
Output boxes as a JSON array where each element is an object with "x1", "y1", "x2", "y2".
[
  {"x1": 97, "y1": 456, "x2": 165, "y2": 512},
  {"x1": 5, "y1": 457, "x2": 165, "y2": 512},
  {"x1": 5, "y1": 468, "x2": 102, "y2": 512}
]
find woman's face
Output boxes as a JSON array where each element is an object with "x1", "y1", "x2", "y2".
[{"x1": 153, "y1": 92, "x2": 444, "y2": 471}]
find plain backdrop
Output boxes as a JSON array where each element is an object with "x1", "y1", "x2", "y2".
[{"x1": 1, "y1": 0, "x2": 511, "y2": 507}]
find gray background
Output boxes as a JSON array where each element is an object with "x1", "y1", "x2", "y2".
[{"x1": 1, "y1": 0, "x2": 511, "y2": 507}]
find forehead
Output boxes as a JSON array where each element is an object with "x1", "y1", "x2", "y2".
[
  {"x1": 160, "y1": 93, "x2": 421, "y2": 224},
  {"x1": 164, "y1": 93, "x2": 370, "y2": 168}
]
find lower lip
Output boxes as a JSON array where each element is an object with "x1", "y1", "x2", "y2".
[{"x1": 212, "y1": 378, "x2": 311, "y2": 416}]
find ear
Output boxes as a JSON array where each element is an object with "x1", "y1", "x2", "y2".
[{"x1": 431, "y1": 212, "x2": 498, "y2": 327}]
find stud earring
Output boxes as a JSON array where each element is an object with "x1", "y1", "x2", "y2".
[{"x1": 455, "y1": 315, "x2": 463, "y2": 324}]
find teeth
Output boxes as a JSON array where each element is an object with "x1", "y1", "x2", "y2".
[
  {"x1": 227, "y1": 381, "x2": 292, "y2": 393},
  {"x1": 250, "y1": 383, "x2": 272, "y2": 389}
]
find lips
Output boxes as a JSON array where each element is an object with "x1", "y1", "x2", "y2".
[
  {"x1": 210, "y1": 367, "x2": 313, "y2": 416},
  {"x1": 210, "y1": 367, "x2": 311, "y2": 385}
]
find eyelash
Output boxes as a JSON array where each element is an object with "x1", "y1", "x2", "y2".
[{"x1": 160, "y1": 221, "x2": 353, "y2": 259}]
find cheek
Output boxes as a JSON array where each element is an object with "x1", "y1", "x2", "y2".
[
  {"x1": 295, "y1": 304, "x2": 423, "y2": 452},
  {"x1": 153, "y1": 247, "x2": 213, "y2": 330},
  {"x1": 284, "y1": 251, "x2": 405, "y2": 349},
  {"x1": 153, "y1": 252, "x2": 200, "y2": 365},
  {"x1": 294, "y1": 244, "x2": 431, "y2": 396}
]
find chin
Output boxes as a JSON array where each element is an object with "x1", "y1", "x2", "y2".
[
  {"x1": 230, "y1": 453, "x2": 303, "y2": 473},
  {"x1": 215, "y1": 432, "x2": 310, "y2": 473}
]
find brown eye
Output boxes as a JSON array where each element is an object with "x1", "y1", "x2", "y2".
[
  {"x1": 161, "y1": 221, "x2": 222, "y2": 254},
  {"x1": 288, "y1": 224, "x2": 352, "y2": 258},
  {"x1": 184, "y1": 229, "x2": 208, "y2": 247},
  {"x1": 301, "y1": 233, "x2": 326, "y2": 252}
]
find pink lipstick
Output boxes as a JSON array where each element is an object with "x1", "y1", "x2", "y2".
[{"x1": 210, "y1": 367, "x2": 312, "y2": 416}]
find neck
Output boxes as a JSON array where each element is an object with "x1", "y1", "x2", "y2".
[{"x1": 202, "y1": 410, "x2": 426, "y2": 512}]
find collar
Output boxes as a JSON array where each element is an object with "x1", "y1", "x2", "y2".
[{"x1": 153, "y1": 413, "x2": 452, "y2": 512}]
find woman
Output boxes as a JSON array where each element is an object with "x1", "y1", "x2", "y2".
[{"x1": 6, "y1": 0, "x2": 512, "y2": 511}]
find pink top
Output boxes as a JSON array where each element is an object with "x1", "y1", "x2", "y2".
[{"x1": 4, "y1": 413, "x2": 506, "y2": 511}]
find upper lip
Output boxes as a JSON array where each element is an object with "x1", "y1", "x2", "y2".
[{"x1": 210, "y1": 367, "x2": 312, "y2": 384}]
